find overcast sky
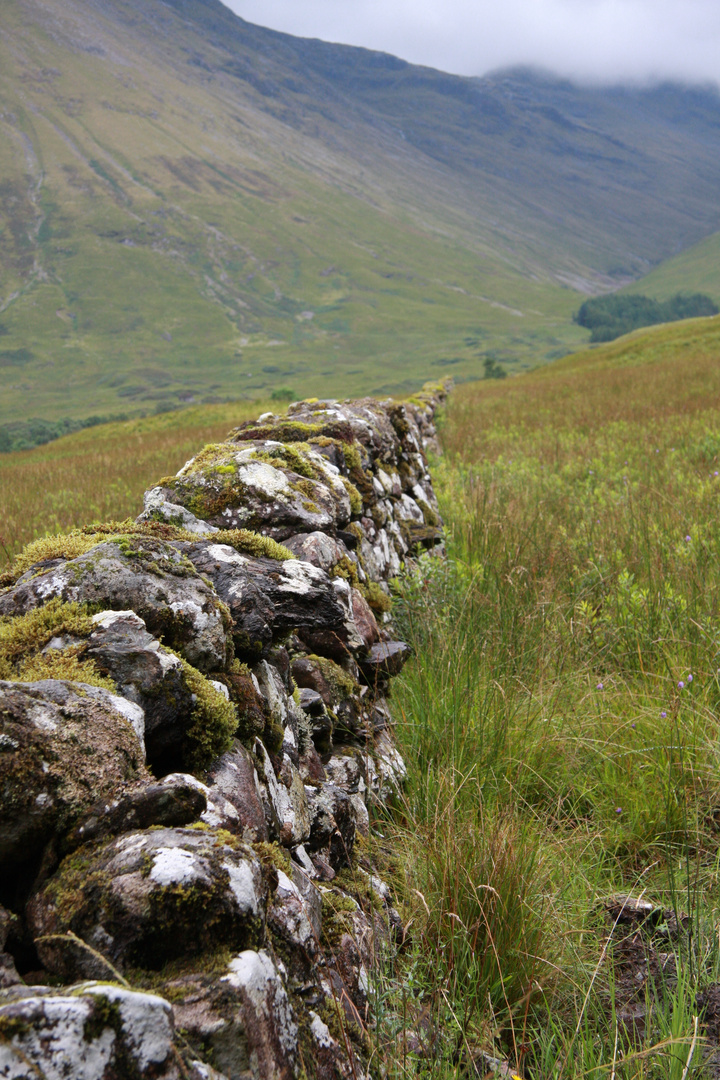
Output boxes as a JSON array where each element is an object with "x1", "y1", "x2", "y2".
[{"x1": 220, "y1": 0, "x2": 720, "y2": 85}]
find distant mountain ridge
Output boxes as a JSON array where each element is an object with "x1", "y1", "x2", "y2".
[{"x1": 2, "y1": 0, "x2": 720, "y2": 423}]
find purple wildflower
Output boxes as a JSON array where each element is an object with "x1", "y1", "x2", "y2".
[
  {"x1": 660, "y1": 710, "x2": 667, "y2": 718},
  {"x1": 615, "y1": 807, "x2": 622, "y2": 815},
  {"x1": 688, "y1": 674, "x2": 693, "y2": 684},
  {"x1": 678, "y1": 681, "x2": 685, "y2": 690},
  {"x1": 685, "y1": 535, "x2": 692, "y2": 542},
  {"x1": 596, "y1": 683, "x2": 604, "y2": 691}
]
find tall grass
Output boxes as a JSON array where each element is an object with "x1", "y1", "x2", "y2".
[{"x1": 379, "y1": 335, "x2": 720, "y2": 1076}]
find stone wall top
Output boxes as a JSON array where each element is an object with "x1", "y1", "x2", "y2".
[{"x1": 0, "y1": 380, "x2": 448, "y2": 1080}]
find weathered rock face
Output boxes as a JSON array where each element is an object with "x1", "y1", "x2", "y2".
[
  {"x1": 85, "y1": 609, "x2": 219, "y2": 770},
  {"x1": 28, "y1": 828, "x2": 267, "y2": 979},
  {"x1": 180, "y1": 542, "x2": 355, "y2": 656},
  {"x1": 0, "y1": 679, "x2": 147, "y2": 875},
  {"x1": 0, "y1": 538, "x2": 231, "y2": 672},
  {"x1": 0, "y1": 983, "x2": 181, "y2": 1080},
  {"x1": 0, "y1": 381, "x2": 447, "y2": 1080},
  {"x1": 147, "y1": 440, "x2": 354, "y2": 539}
]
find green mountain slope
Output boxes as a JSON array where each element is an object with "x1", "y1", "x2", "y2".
[
  {"x1": 623, "y1": 231, "x2": 720, "y2": 302},
  {"x1": 2, "y1": 0, "x2": 720, "y2": 423}
]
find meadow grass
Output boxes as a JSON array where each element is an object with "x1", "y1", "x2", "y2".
[{"x1": 378, "y1": 324, "x2": 720, "y2": 1077}]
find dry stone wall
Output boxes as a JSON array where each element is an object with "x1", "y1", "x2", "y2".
[{"x1": 0, "y1": 381, "x2": 448, "y2": 1080}]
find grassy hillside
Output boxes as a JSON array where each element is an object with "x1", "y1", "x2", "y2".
[
  {"x1": 2, "y1": 0, "x2": 720, "y2": 424},
  {"x1": 380, "y1": 314, "x2": 720, "y2": 1074},
  {"x1": 3, "y1": 313, "x2": 719, "y2": 564},
  {"x1": 624, "y1": 231, "x2": 720, "y2": 304}
]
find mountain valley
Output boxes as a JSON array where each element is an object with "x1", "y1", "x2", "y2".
[{"x1": 2, "y1": 0, "x2": 720, "y2": 424}]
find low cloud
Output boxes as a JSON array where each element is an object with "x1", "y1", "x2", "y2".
[{"x1": 222, "y1": 0, "x2": 720, "y2": 85}]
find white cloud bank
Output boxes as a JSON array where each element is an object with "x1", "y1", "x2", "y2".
[{"x1": 221, "y1": 0, "x2": 720, "y2": 85}]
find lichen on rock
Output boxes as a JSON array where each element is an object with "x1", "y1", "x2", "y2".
[{"x1": 28, "y1": 827, "x2": 267, "y2": 979}]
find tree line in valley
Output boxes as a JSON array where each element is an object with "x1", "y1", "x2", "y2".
[{"x1": 575, "y1": 292, "x2": 718, "y2": 342}]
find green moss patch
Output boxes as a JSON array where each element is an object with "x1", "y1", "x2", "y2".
[
  {"x1": 180, "y1": 443, "x2": 236, "y2": 476},
  {"x1": 252, "y1": 442, "x2": 317, "y2": 480},
  {"x1": 0, "y1": 597, "x2": 98, "y2": 680},
  {"x1": 172, "y1": 653, "x2": 239, "y2": 771},
  {"x1": 340, "y1": 477, "x2": 363, "y2": 516},
  {"x1": 307, "y1": 654, "x2": 359, "y2": 700},
  {"x1": 361, "y1": 581, "x2": 392, "y2": 616},
  {"x1": 331, "y1": 556, "x2": 361, "y2": 589},
  {"x1": 253, "y1": 840, "x2": 292, "y2": 878},
  {"x1": 214, "y1": 529, "x2": 293, "y2": 561},
  {"x1": 16, "y1": 647, "x2": 117, "y2": 691},
  {"x1": 218, "y1": 659, "x2": 267, "y2": 742},
  {"x1": 0, "y1": 519, "x2": 202, "y2": 588}
]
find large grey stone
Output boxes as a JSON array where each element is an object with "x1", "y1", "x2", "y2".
[
  {"x1": 306, "y1": 783, "x2": 356, "y2": 871},
  {"x1": 67, "y1": 776, "x2": 207, "y2": 851},
  {"x1": 205, "y1": 743, "x2": 268, "y2": 842},
  {"x1": 179, "y1": 541, "x2": 356, "y2": 656},
  {"x1": 153, "y1": 440, "x2": 352, "y2": 538},
  {"x1": 0, "y1": 538, "x2": 230, "y2": 672},
  {"x1": 0, "y1": 679, "x2": 147, "y2": 872},
  {"x1": 29, "y1": 827, "x2": 266, "y2": 979},
  {"x1": 0, "y1": 983, "x2": 181, "y2": 1080},
  {"x1": 165, "y1": 950, "x2": 298, "y2": 1080}
]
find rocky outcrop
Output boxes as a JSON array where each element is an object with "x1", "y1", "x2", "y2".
[{"x1": 0, "y1": 381, "x2": 447, "y2": 1079}]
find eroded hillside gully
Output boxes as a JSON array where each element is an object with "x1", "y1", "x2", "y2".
[{"x1": 0, "y1": 382, "x2": 448, "y2": 1079}]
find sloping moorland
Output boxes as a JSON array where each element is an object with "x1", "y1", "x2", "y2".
[
  {"x1": 378, "y1": 313, "x2": 720, "y2": 1076},
  {"x1": 4, "y1": 0, "x2": 720, "y2": 424}
]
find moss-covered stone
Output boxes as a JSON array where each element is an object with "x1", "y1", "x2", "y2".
[
  {"x1": 0, "y1": 520, "x2": 204, "y2": 588},
  {"x1": 319, "y1": 889, "x2": 358, "y2": 950},
  {"x1": 340, "y1": 443, "x2": 362, "y2": 473},
  {"x1": 253, "y1": 840, "x2": 292, "y2": 879},
  {"x1": 0, "y1": 539, "x2": 231, "y2": 674},
  {"x1": 414, "y1": 498, "x2": 440, "y2": 528},
  {"x1": 218, "y1": 659, "x2": 267, "y2": 744},
  {"x1": 180, "y1": 443, "x2": 237, "y2": 476},
  {"x1": 340, "y1": 478, "x2": 363, "y2": 516},
  {"x1": 0, "y1": 679, "x2": 148, "y2": 872},
  {"x1": 330, "y1": 556, "x2": 360, "y2": 590},
  {"x1": 307, "y1": 655, "x2": 359, "y2": 701},
  {"x1": 230, "y1": 419, "x2": 355, "y2": 445},
  {"x1": 360, "y1": 581, "x2": 392, "y2": 616},
  {"x1": 0, "y1": 597, "x2": 97, "y2": 680},
  {"x1": 214, "y1": 529, "x2": 293, "y2": 561},
  {"x1": 30, "y1": 827, "x2": 266, "y2": 977},
  {"x1": 15, "y1": 646, "x2": 117, "y2": 691},
  {"x1": 169, "y1": 653, "x2": 239, "y2": 772},
  {"x1": 252, "y1": 443, "x2": 318, "y2": 481}
]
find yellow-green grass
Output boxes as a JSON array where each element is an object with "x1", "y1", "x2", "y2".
[
  {"x1": 0, "y1": 399, "x2": 275, "y2": 562},
  {"x1": 442, "y1": 312, "x2": 720, "y2": 461},
  {"x1": 624, "y1": 231, "x2": 720, "y2": 304},
  {"x1": 380, "y1": 316, "x2": 720, "y2": 1076}
]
